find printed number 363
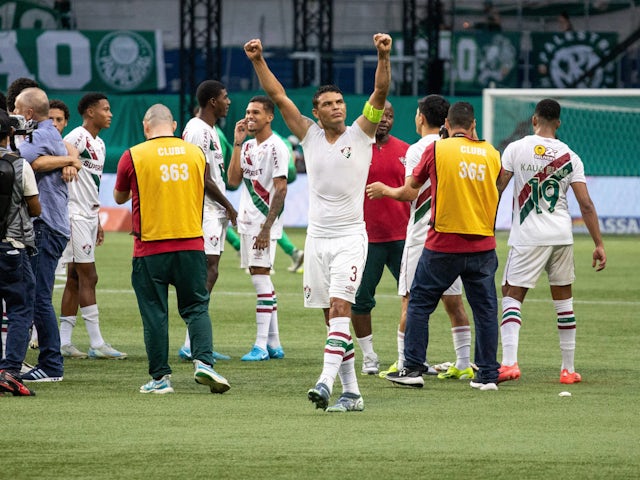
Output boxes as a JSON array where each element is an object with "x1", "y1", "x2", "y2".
[{"x1": 160, "y1": 163, "x2": 189, "y2": 182}]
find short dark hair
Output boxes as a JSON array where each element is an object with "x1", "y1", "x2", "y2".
[
  {"x1": 312, "y1": 85, "x2": 343, "y2": 109},
  {"x1": 418, "y1": 95, "x2": 449, "y2": 129},
  {"x1": 447, "y1": 102, "x2": 475, "y2": 130},
  {"x1": 49, "y1": 99, "x2": 70, "y2": 120},
  {"x1": 196, "y1": 80, "x2": 226, "y2": 108},
  {"x1": 535, "y1": 98, "x2": 561, "y2": 121},
  {"x1": 78, "y1": 92, "x2": 107, "y2": 116},
  {"x1": 6, "y1": 77, "x2": 39, "y2": 112},
  {"x1": 248, "y1": 95, "x2": 274, "y2": 115}
]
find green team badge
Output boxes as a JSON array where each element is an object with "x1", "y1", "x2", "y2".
[
  {"x1": 535, "y1": 31, "x2": 616, "y2": 88},
  {"x1": 95, "y1": 31, "x2": 154, "y2": 91}
]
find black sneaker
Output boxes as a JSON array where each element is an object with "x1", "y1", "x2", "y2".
[
  {"x1": 0, "y1": 370, "x2": 36, "y2": 396},
  {"x1": 385, "y1": 367, "x2": 425, "y2": 388}
]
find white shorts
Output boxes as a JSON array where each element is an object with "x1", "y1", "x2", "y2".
[
  {"x1": 398, "y1": 243, "x2": 462, "y2": 296},
  {"x1": 203, "y1": 213, "x2": 227, "y2": 256},
  {"x1": 502, "y1": 244, "x2": 575, "y2": 289},
  {"x1": 240, "y1": 234, "x2": 277, "y2": 269},
  {"x1": 303, "y1": 233, "x2": 367, "y2": 308},
  {"x1": 61, "y1": 214, "x2": 98, "y2": 264}
]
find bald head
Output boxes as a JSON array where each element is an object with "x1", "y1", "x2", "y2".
[
  {"x1": 142, "y1": 104, "x2": 176, "y2": 139},
  {"x1": 14, "y1": 87, "x2": 49, "y2": 121}
]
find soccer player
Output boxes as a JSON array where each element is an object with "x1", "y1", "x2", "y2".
[
  {"x1": 496, "y1": 98, "x2": 606, "y2": 385},
  {"x1": 367, "y1": 95, "x2": 475, "y2": 381},
  {"x1": 227, "y1": 96, "x2": 288, "y2": 361},
  {"x1": 59, "y1": 93, "x2": 127, "y2": 359},
  {"x1": 49, "y1": 99, "x2": 70, "y2": 136},
  {"x1": 179, "y1": 80, "x2": 237, "y2": 362},
  {"x1": 351, "y1": 100, "x2": 410, "y2": 375},
  {"x1": 114, "y1": 103, "x2": 230, "y2": 395},
  {"x1": 244, "y1": 33, "x2": 392, "y2": 412}
]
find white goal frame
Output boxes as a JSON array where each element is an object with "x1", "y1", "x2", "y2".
[{"x1": 482, "y1": 88, "x2": 640, "y2": 145}]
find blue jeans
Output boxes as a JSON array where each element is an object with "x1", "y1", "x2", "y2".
[
  {"x1": 0, "y1": 243, "x2": 36, "y2": 375},
  {"x1": 29, "y1": 221, "x2": 68, "y2": 376},
  {"x1": 404, "y1": 248, "x2": 500, "y2": 383}
]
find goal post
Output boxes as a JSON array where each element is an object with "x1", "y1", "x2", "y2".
[{"x1": 482, "y1": 88, "x2": 640, "y2": 176}]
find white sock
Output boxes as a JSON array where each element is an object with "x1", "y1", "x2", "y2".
[
  {"x1": 397, "y1": 329, "x2": 405, "y2": 369},
  {"x1": 337, "y1": 349, "x2": 360, "y2": 396},
  {"x1": 267, "y1": 291, "x2": 281, "y2": 349},
  {"x1": 554, "y1": 298, "x2": 576, "y2": 372},
  {"x1": 501, "y1": 296, "x2": 522, "y2": 366},
  {"x1": 184, "y1": 330, "x2": 191, "y2": 349},
  {"x1": 452, "y1": 325, "x2": 471, "y2": 370},
  {"x1": 59, "y1": 315, "x2": 77, "y2": 346},
  {"x1": 81, "y1": 304, "x2": 105, "y2": 348},
  {"x1": 356, "y1": 333, "x2": 375, "y2": 358},
  {"x1": 251, "y1": 274, "x2": 273, "y2": 350},
  {"x1": 317, "y1": 317, "x2": 352, "y2": 394}
]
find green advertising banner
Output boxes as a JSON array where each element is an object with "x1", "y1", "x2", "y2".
[
  {"x1": 450, "y1": 32, "x2": 520, "y2": 93},
  {"x1": 0, "y1": 0, "x2": 60, "y2": 29},
  {"x1": 531, "y1": 31, "x2": 618, "y2": 88},
  {"x1": 0, "y1": 29, "x2": 166, "y2": 93}
]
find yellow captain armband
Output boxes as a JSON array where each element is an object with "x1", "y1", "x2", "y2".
[{"x1": 362, "y1": 101, "x2": 384, "y2": 123}]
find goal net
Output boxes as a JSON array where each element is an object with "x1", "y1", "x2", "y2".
[{"x1": 482, "y1": 88, "x2": 640, "y2": 176}]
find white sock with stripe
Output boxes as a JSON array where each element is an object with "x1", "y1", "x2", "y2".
[
  {"x1": 555, "y1": 297, "x2": 576, "y2": 372},
  {"x1": 317, "y1": 316, "x2": 352, "y2": 394},
  {"x1": 251, "y1": 274, "x2": 273, "y2": 351},
  {"x1": 268, "y1": 290, "x2": 281, "y2": 349},
  {"x1": 501, "y1": 296, "x2": 522, "y2": 366}
]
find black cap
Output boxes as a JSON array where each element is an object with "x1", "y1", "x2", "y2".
[{"x1": 0, "y1": 109, "x2": 10, "y2": 135}]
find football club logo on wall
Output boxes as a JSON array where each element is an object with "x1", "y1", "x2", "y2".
[
  {"x1": 533, "y1": 31, "x2": 617, "y2": 88},
  {"x1": 95, "y1": 31, "x2": 154, "y2": 91}
]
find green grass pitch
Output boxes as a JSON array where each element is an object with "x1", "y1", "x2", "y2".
[{"x1": 6, "y1": 229, "x2": 639, "y2": 479}]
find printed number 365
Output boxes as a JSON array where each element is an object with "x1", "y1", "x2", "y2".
[
  {"x1": 160, "y1": 163, "x2": 189, "y2": 182},
  {"x1": 458, "y1": 161, "x2": 486, "y2": 181}
]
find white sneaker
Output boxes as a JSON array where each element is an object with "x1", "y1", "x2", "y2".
[
  {"x1": 61, "y1": 344, "x2": 88, "y2": 359},
  {"x1": 361, "y1": 353, "x2": 379, "y2": 375},
  {"x1": 287, "y1": 249, "x2": 304, "y2": 273},
  {"x1": 470, "y1": 380, "x2": 498, "y2": 391},
  {"x1": 88, "y1": 343, "x2": 128, "y2": 359}
]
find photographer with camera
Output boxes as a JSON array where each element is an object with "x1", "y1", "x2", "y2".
[
  {"x1": 13, "y1": 87, "x2": 81, "y2": 383},
  {"x1": 0, "y1": 109, "x2": 41, "y2": 396}
]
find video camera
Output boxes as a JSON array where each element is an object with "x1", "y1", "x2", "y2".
[{"x1": 9, "y1": 115, "x2": 37, "y2": 136}]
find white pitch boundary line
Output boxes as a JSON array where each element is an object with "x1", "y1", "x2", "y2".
[{"x1": 67, "y1": 287, "x2": 640, "y2": 306}]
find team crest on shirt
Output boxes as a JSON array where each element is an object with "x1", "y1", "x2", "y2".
[
  {"x1": 82, "y1": 244, "x2": 93, "y2": 255},
  {"x1": 303, "y1": 285, "x2": 312, "y2": 300},
  {"x1": 341, "y1": 146, "x2": 352, "y2": 159}
]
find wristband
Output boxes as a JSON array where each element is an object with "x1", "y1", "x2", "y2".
[{"x1": 362, "y1": 101, "x2": 384, "y2": 123}]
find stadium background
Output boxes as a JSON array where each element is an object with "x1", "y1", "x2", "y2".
[{"x1": 2, "y1": 0, "x2": 639, "y2": 232}]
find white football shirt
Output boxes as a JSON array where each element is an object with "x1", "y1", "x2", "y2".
[
  {"x1": 64, "y1": 126, "x2": 105, "y2": 217},
  {"x1": 182, "y1": 117, "x2": 228, "y2": 218},
  {"x1": 404, "y1": 133, "x2": 440, "y2": 247},
  {"x1": 502, "y1": 134, "x2": 586, "y2": 246},
  {"x1": 237, "y1": 133, "x2": 289, "y2": 238},
  {"x1": 300, "y1": 121, "x2": 374, "y2": 237}
]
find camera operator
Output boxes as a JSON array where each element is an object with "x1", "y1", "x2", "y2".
[
  {"x1": 0, "y1": 109, "x2": 40, "y2": 395},
  {"x1": 12, "y1": 87, "x2": 81, "y2": 383}
]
